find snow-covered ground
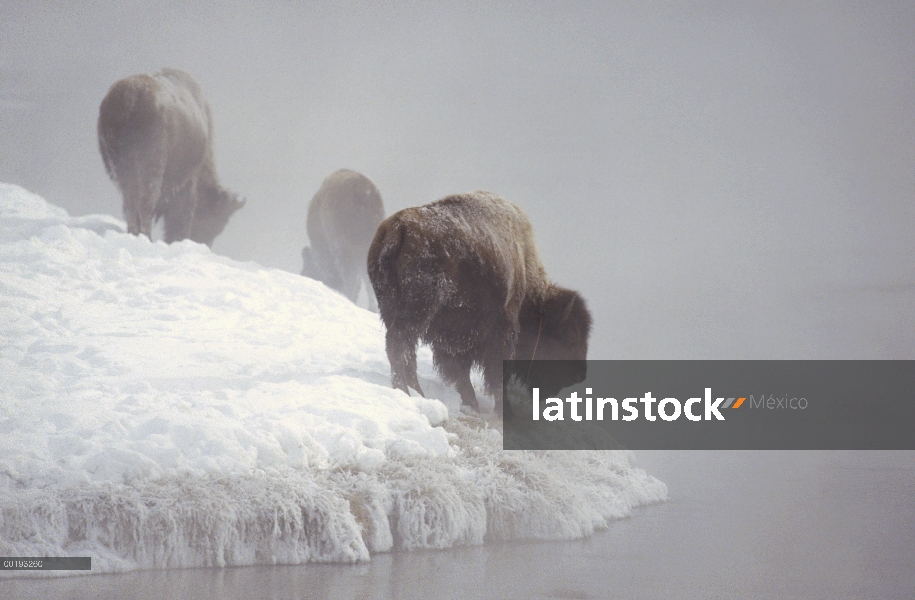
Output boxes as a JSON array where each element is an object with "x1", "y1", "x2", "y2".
[{"x1": 0, "y1": 183, "x2": 666, "y2": 577}]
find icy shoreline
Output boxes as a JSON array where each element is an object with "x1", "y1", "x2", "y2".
[
  {"x1": 2, "y1": 417, "x2": 666, "y2": 577},
  {"x1": 0, "y1": 183, "x2": 666, "y2": 576}
]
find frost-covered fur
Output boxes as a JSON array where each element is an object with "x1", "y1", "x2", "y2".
[
  {"x1": 301, "y1": 170, "x2": 385, "y2": 311},
  {"x1": 368, "y1": 191, "x2": 592, "y2": 417},
  {"x1": 98, "y1": 68, "x2": 244, "y2": 246}
]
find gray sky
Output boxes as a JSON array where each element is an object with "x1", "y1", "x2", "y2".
[{"x1": 2, "y1": 1, "x2": 913, "y2": 360}]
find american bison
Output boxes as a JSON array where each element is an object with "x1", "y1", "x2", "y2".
[
  {"x1": 367, "y1": 191, "x2": 592, "y2": 418},
  {"x1": 301, "y1": 169, "x2": 385, "y2": 311},
  {"x1": 98, "y1": 68, "x2": 244, "y2": 246}
]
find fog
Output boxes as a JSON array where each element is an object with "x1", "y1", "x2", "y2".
[{"x1": 2, "y1": 1, "x2": 913, "y2": 361}]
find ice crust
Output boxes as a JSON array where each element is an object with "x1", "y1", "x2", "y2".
[{"x1": 0, "y1": 183, "x2": 666, "y2": 576}]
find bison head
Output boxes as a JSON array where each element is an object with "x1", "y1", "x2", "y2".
[
  {"x1": 189, "y1": 186, "x2": 245, "y2": 247},
  {"x1": 504, "y1": 287, "x2": 592, "y2": 420},
  {"x1": 517, "y1": 286, "x2": 591, "y2": 363}
]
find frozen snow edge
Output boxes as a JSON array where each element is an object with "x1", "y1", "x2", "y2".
[{"x1": 0, "y1": 417, "x2": 667, "y2": 578}]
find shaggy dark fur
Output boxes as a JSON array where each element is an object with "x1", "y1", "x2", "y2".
[
  {"x1": 301, "y1": 169, "x2": 385, "y2": 311},
  {"x1": 98, "y1": 68, "x2": 244, "y2": 246},
  {"x1": 368, "y1": 191, "x2": 591, "y2": 417}
]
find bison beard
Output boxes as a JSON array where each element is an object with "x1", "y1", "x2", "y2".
[
  {"x1": 98, "y1": 68, "x2": 244, "y2": 246},
  {"x1": 368, "y1": 191, "x2": 592, "y2": 419}
]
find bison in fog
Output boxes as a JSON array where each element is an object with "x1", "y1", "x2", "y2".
[
  {"x1": 301, "y1": 169, "x2": 385, "y2": 311},
  {"x1": 98, "y1": 68, "x2": 244, "y2": 246},
  {"x1": 368, "y1": 191, "x2": 592, "y2": 418}
]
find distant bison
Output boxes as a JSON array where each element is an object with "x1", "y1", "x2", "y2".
[
  {"x1": 368, "y1": 191, "x2": 592, "y2": 418},
  {"x1": 98, "y1": 68, "x2": 244, "y2": 246},
  {"x1": 301, "y1": 169, "x2": 385, "y2": 311}
]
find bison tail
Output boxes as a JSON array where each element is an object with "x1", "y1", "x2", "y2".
[{"x1": 367, "y1": 217, "x2": 407, "y2": 315}]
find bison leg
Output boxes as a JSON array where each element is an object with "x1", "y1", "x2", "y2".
[
  {"x1": 123, "y1": 191, "x2": 156, "y2": 238},
  {"x1": 307, "y1": 225, "x2": 345, "y2": 294},
  {"x1": 118, "y1": 157, "x2": 162, "y2": 239},
  {"x1": 433, "y1": 350, "x2": 479, "y2": 412},
  {"x1": 386, "y1": 327, "x2": 424, "y2": 397},
  {"x1": 161, "y1": 177, "x2": 198, "y2": 243},
  {"x1": 112, "y1": 125, "x2": 168, "y2": 239},
  {"x1": 482, "y1": 342, "x2": 509, "y2": 417}
]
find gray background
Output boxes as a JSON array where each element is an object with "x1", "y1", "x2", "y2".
[{"x1": 2, "y1": 1, "x2": 913, "y2": 360}]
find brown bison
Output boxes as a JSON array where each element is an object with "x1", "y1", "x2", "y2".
[
  {"x1": 367, "y1": 191, "x2": 592, "y2": 418},
  {"x1": 98, "y1": 68, "x2": 244, "y2": 246},
  {"x1": 301, "y1": 169, "x2": 385, "y2": 311}
]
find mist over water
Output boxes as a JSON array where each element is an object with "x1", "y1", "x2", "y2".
[{"x1": 2, "y1": 2, "x2": 913, "y2": 360}]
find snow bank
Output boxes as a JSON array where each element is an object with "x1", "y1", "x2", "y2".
[{"x1": 0, "y1": 183, "x2": 666, "y2": 577}]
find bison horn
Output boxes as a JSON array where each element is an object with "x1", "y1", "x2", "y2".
[{"x1": 561, "y1": 295, "x2": 576, "y2": 323}]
